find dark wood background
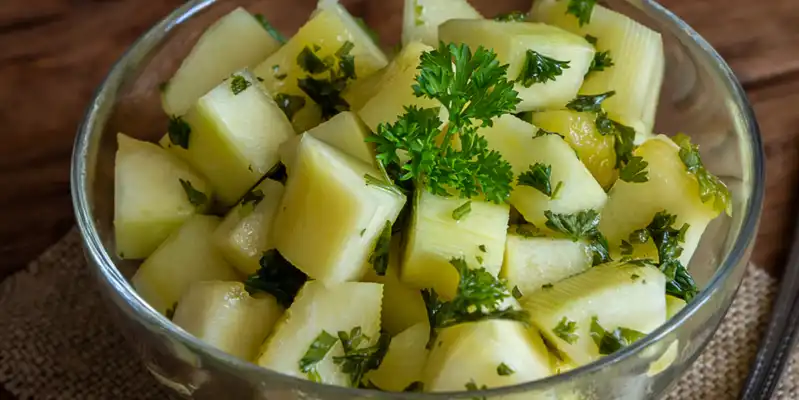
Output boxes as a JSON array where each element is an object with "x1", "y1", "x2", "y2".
[{"x1": 0, "y1": 0, "x2": 796, "y2": 282}]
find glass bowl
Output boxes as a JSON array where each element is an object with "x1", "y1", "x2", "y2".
[{"x1": 70, "y1": 0, "x2": 765, "y2": 398}]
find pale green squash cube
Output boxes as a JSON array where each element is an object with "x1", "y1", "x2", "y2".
[
  {"x1": 173, "y1": 281, "x2": 283, "y2": 361},
  {"x1": 114, "y1": 133, "x2": 212, "y2": 259},
  {"x1": 367, "y1": 322, "x2": 429, "y2": 391},
  {"x1": 272, "y1": 135, "x2": 406, "y2": 285}
]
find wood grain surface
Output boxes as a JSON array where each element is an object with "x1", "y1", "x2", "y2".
[{"x1": 0, "y1": 0, "x2": 796, "y2": 279}]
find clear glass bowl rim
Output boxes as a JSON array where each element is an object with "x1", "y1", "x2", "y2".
[{"x1": 70, "y1": 0, "x2": 766, "y2": 397}]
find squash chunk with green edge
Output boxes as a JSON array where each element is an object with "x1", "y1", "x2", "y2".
[
  {"x1": 439, "y1": 20, "x2": 594, "y2": 112},
  {"x1": 367, "y1": 322, "x2": 429, "y2": 391},
  {"x1": 531, "y1": 109, "x2": 617, "y2": 189},
  {"x1": 423, "y1": 320, "x2": 552, "y2": 392},
  {"x1": 252, "y1": 1, "x2": 388, "y2": 131},
  {"x1": 402, "y1": 190, "x2": 510, "y2": 299},
  {"x1": 173, "y1": 281, "x2": 283, "y2": 361},
  {"x1": 401, "y1": 0, "x2": 482, "y2": 46},
  {"x1": 279, "y1": 111, "x2": 375, "y2": 174},
  {"x1": 114, "y1": 133, "x2": 212, "y2": 259},
  {"x1": 213, "y1": 179, "x2": 284, "y2": 275},
  {"x1": 132, "y1": 215, "x2": 239, "y2": 315},
  {"x1": 362, "y1": 238, "x2": 428, "y2": 336},
  {"x1": 256, "y1": 281, "x2": 383, "y2": 386},
  {"x1": 479, "y1": 114, "x2": 606, "y2": 226},
  {"x1": 530, "y1": 0, "x2": 664, "y2": 135},
  {"x1": 524, "y1": 260, "x2": 666, "y2": 365},
  {"x1": 357, "y1": 41, "x2": 441, "y2": 131},
  {"x1": 599, "y1": 135, "x2": 724, "y2": 265},
  {"x1": 161, "y1": 7, "x2": 281, "y2": 116},
  {"x1": 272, "y1": 135, "x2": 406, "y2": 285},
  {"x1": 160, "y1": 70, "x2": 294, "y2": 207},
  {"x1": 501, "y1": 229, "x2": 592, "y2": 297}
]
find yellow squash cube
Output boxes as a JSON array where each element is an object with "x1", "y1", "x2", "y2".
[
  {"x1": 401, "y1": 0, "x2": 482, "y2": 46},
  {"x1": 272, "y1": 135, "x2": 406, "y2": 285},
  {"x1": 114, "y1": 133, "x2": 212, "y2": 259},
  {"x1": 367, "y1": 322, "x2": 430, "y2": 391}
]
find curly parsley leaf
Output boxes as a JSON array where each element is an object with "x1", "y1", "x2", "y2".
[
  {"x1": 369, "y1": 221, "x2": 392, "y2": 276},
  {"x1": 642, "y1": 211, "x2": 698, "y2": 301},
  {"x1": 254, "y1": 14, "x2": 286, "y2": 43},
  {"x1": 452, "y1": 200, "x2": 472, "y2": 221},
  {"x1": 566, "y1": 0, "x2": 597, "y2": 26},
  {"x1": 673, "y1": 134, "x2": 732, "y2": 215},
  {"x1": 167, "y1": 116, "x2": 191, "y2": 149},
  {"x1": 178, "y1": 179, "x2": 207, "y2": 207},
  {"x1": 590, "y1": 316, "x2": 646, "y2": 355},
  {"x1": 518, "y1": 163, "x2": 554, "y2": 197},
  {"x1": 497, "y1": 362, "x2": 515, "y2": 376},
  {"x1": 545, "y1": 210, "x2": 611, "y2": 266},
  {"x1": 230, "y1": 74, "x2": 251, "y2": 95},
  {"x1": 584, "y1": 34, "x2": 598, "y2": 46},
  {"x1": 619, "y1": 155, "x2": 649, "y2": 183},
  {"x1": 587, "y1": 50, "x2": 614, "y2": 77},
  {"x1": 245, "y1": 250, "x2": 308, "y2": 307},
  {"x1": 299, "y1": 331, "x2": 338, "y2": 382},
  {"x1": 566, "y1": 91, "x2": 615, "y2": 112},
  {"x1": 516, "y1": 50, "x2": 570, "y2": 87},
  {"x1": 333, "y1": 327, "x2": 391, "y2": 387},
  {"x1": 553, "y1": 317, "x2": 579, "y2": 344},
  {"x1": 494, "y1": 11, "x2": 528, "y2": 22},
  {"x1": 295, "y1": 42, "x2": 356, "y2": 119}
]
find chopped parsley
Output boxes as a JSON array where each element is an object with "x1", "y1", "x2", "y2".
[
  {"x1": 631, "y1": 273, "x2": 641, "y2": 281},
  {"x1": 167, "y1": 116, "x2": 191, "y2": 149},
  {"x1": 465, "y1": 380, "x2": 488, "y2": 399},
  {"x1": 619, "y1": 155, "x2": 649, "y2": 183},
  {"x1": 265, "y1": 162, "x2": 288, "y2": 184},
  {"x1": 643, "y1": 211, "x2": 698, "y2": 301},
  {"x1": 512, "y1": 285, "x2": 523, "y2": 299},
  {"x1": 478, "y1": 244, "x2": 487, "y2": 252},
  {"x1": 332, "y1": 327, "x2": 391, "y2": 387},
  {"x1": 254, "y1": 14, "x2": 286, "y2": 43},
  {"x1": 620, "y1": 240, "x2": 634, "y2": 256},
  {"x1": 534, "y1": 127, "x2": 565, "y2": 139},
  {"x1": 244, "y1": 250, "x2": 308, "y2": 307},
  {"x1": 590, "y1": 316, "x2": 645, "y2": 355},
  {"x1": 494, "y1": 11, "x2": 528, "y2": 22},
  {"x1": 240, "y1": 189, "x2": 265, "y2": 210},
  {"x1": 542, "y1": 283, "x2": 554, "y2": 290},
  {"x1": 165, "y1": 302, "x2": 177, "y2": 320},
  {"x1": 566, "y1": 91, "x2": 615, "y2": 112},
  {"x1": 296, "y1": 47, "x2": 330, "y2": 74},
  {"x1": 296, "y1": 41, "x2": 356, "y2": 119},
  {"x1": 369, "y1": 221, "x2": 392, "y2": 276},
  {"x1": 566, "y1": 0, "x2": 597, "y2": 26},
  {"x1": 178, "y1": 179, "x2": 207, "y2": 207},
  {"x1": 552, "y1": 317, "x2": 579, "y2": 344},
  {"x1": 274, "y1": 93, "x2": 306, "y2": 121},
  {"x1": 367, "y1": 43, "x2": 520, "y2": 203},
  {"x1": 360, "y1": 228, "x2": 366, "y2": 237},
  {"x1": 517, "y1": 163, "x2": 555, "y2": 197},
  {"x1": 584, "y1": 35, "x2": 598, "y2": 46},
  {"x1": 516, "y1": 224, "x2": 545, "y2": 238},
  {"x1": 404, "y1": 381, "x2": 424, "y2": 392},
  {"x1": 497, "y1": 362, "x2": 515, "y2": 376},
  {"x1": 566, "y1": 91, "x2": 636, "y2": 170},
  {"x1": 299, "y1": 330, "x2": 338, "y2": 382},
  {"x1": 475, "y1": 255, "x2": 484, "y2": 264},
  {"x1": 673, "y1": 134, "x2": 732, "y2": 215},
  {"x1": 229, "y1": 74, "x2": 251, "y2": 95},
  {"x1": 452, "y1": 200, "x2": 472, "y2": 220},
  {"x1": 422, "y1": 258, "x2": 530, "y2": 346},
  {"x1": 516, "y1": 50, "x2": 570, "y2": 87},
  {"x1": 586, "y1": 50, "x2": 614, "y2": 77},
  {"x1": 545, "y1": 210, "x2": 611, "y2": 266}
]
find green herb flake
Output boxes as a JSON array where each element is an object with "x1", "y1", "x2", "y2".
[
  {"x1": 274, "y1": 93, "x2": 306, "y2": 121},
  {"x1": 631, "y1": 273, "x2": 641, "y2": 281},
  {"x1": 553, "y1": 317, "x2": 579, "y2": 344},
  {"x1": 297, "y1": 42, "x2": 355, "y2": 119},
  {"x1": 542, "y1": 283, "x2": 554, "y2": 290},
  {"x1": 497, "y1": 362, "x2": 515, "y2": 376},
  {"x1": 494, "y1": 11, "x2": 527, "y2": 22},
  {"x1": 619, "y1": 155, "x2": 649, "y2": 183},
  {"x1": 534, "y1": 127, "x2": 565, "y2": 139},
  {"x1": 673, "y1": 134, "x2": 732, "y2": 215},
  {"x1": 178, "y1": 179, "x2": 207, "y2": 207},
  {"x1": 478, "y1": 244, "x2": 487, "y2": 252},
  {"x1": 620, "y1": 240, "x2": 634, "y2": 256},
  {"x1": 333, "y1": 327, "x2": 391, "y2": 387},
  {"x1": 165, "y1": 302, "x2": 177, "y2": 320},
  {"x1": 465, "y1": 380, "x2": 488, "y2": 400},
  {"x1": 245, "y1": 250, "x2": 308, "y2": 307},
  {"x1": 566, "y1": 0, "x2": 597, "y2": 26},
  {"x1": 299, "y1": 330, "x2": 339, "y2": 381},
  {"x1": 516, "y1": 224, "x2": 545, "y2": 238},
  {"x1": 566, "y1": 91, "x2": 615, "y2": 112},
  {"x1": 167, "y1": 115, "x2": 191, "y2": 149},
  {"x1": 586, "y1": 50, "x2": 614, "y2": 77},
  {"x1": 590, "y1": 316, "x2": 645, "y2": 355},
  {"x1": 545, "y1": 210, "x2": 611, "y2": 266},
  {"x1": 296, "y1": 46, "x2": 331, "y2": 74},
  {"x1": 516, "y1": 50, "x2": 570, "y2": 87},
  {"x1": 230, "y1": 74, "x2": 251, "y2": 95},
  {"x1": 452, "y1": 200, "x2": 472, "y2": 221},
  {"x1": 584, "y1": 34, "x2": 598, "y2": 45},
  {"x1": 475, "y1": 255, "x2": 484, "y2": 264},
  {"x1": 517, "y1": 163, "x2": 554, "y2": 197},
  {"x1": 240, "y1": 189, "x2": 265, "y2": 208},
  {"x1": 254, "y1": 14, "x2": 286, "y2": 43},
  {"x1": 512, "y1": 285, "x2": 523, "y2": 299},
  {"x1": 369, "y1": 221, "x2": 392, "y2": 276},
  {"x1": 360, "y1": 228, "x2": 366, "y2": 237},
  {"x1": 644, "y1": 211, "x2": 698, "y2": 301},
  {"x1": 404, "y1": 381, "x2": 424, "y2": 392}
]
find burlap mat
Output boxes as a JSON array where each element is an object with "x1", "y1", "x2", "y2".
[{"x1": 0, "y1": 230, "x2": 797, "y2": 399}]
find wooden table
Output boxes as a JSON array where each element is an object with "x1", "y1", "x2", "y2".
[{"x1": 1, "y1": 0, "x2": 796, "y2": 280}]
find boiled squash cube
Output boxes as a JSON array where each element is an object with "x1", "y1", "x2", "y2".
[
  {"x1": 401, "y1": 0, "x2": 482, "y2": 46},
  {"x1": 367, "y1": 322, "x2": 429, "y2": 391}
]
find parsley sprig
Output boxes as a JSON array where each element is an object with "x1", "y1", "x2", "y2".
[
  {"x1": 673, "y1": 134, "x2": 732, "y2": 215},
  {"x1": 368, "y1": 43, "x2": 521, "y2": 203},
  {"x1": 566, "y1": 91, "x2": 637, "y2": 171},
  {"x1": 553, "y1": 317, "x2": 579, "y2": 344},
  {"x1": 619, "y1": 155, "x2": 649, "y2": 183},
  {"x1": 565, "y1": 0, "x2": 597, "y2": 26},
  {"x1": 299, "y1": 330, "x2": 338, "y2": 382},
  {"x1": 545, "y1": 210, "x2": 611, "y2": 266},
  {"x1": 333, "y1": 327, "x2": 391, "y2": 387},
  {"x1": 518, "y1": 163, "x2": 559, "y2": 197},
  {"x1": 295, "y1": 41, "x2": 356, "y2": 120},
  {"x1": 590, "y1": 316, "x2": 645, "y2": 355},
  {"x1": 516, "y1": 50, "x2": 570, "y2": 87},
  {"x1": 244, "y1": 250, "x2": 308, "y2": 307}
]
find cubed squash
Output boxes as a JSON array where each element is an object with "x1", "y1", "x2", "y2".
[
  {"x1": 256, "y1": 281, "x2": 383, "y2": 386},
  {"x1": 252, "y1": 0, "x2": 388, "y2": 131},
  {"x1": 598, "y1": 136, "x2": 720, "y2": 265},
  {"x1": 367, "y1": 322, "x2": 430, "y2": 391},
  {"x1": 213, "y1": 179, "x2": 285, "y2": 275},
  {"x1": 272, "y1": 135, "x2": 406, "y2": 285},
  {"x1": 172, "y1": 281, "x2": 283, "y2": 361},
  {"x1": 402, "y1": 190, "x2": 510, "y2": 299},
  {"x1": 341, "y1": 65, "x2": 389, "y2": 111},
  {"x1": 423, "y1": 320, "x2": 552, "y2": 392},
  {"x1": 439, "y1": 20, "x2": 595, "y2": 112},
  {"x1": 524, "y1": 261, "x2": 667, "y2": 365},
  {"x1": 501, "y1": 230, "x2": 592, "y2": 297},
  {"x1": 114, "y1": 133, "x2": 212, "y2": 259},
  {"x1": 530, "y1": 0, "x2": 665, "y2": 134},
  {"x1": 132, "y1": 215, "x2": 240, "y2": 315},
  {"x1": 531, "y1": 109, "x2": 617, "y2": 189},
  {"x1": 161, "y1": 7, "x2": 281, "y2": 116},
  {"x1": 278, "y1": 111, "x2": 375, "y2": 174},
  {"x1": 160, "y1": 70, "x2": 294, "y2": 206},
  {"x1": 478, "y1": 114, "x2": 606, "y2": 226},
  {"x1": 401, "y1": 0, "x2": 482, "y2": 46}
]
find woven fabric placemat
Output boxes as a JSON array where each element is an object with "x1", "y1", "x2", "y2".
[{"x1": 0, "y1": 230, "x2": 797, "y2": 399}]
